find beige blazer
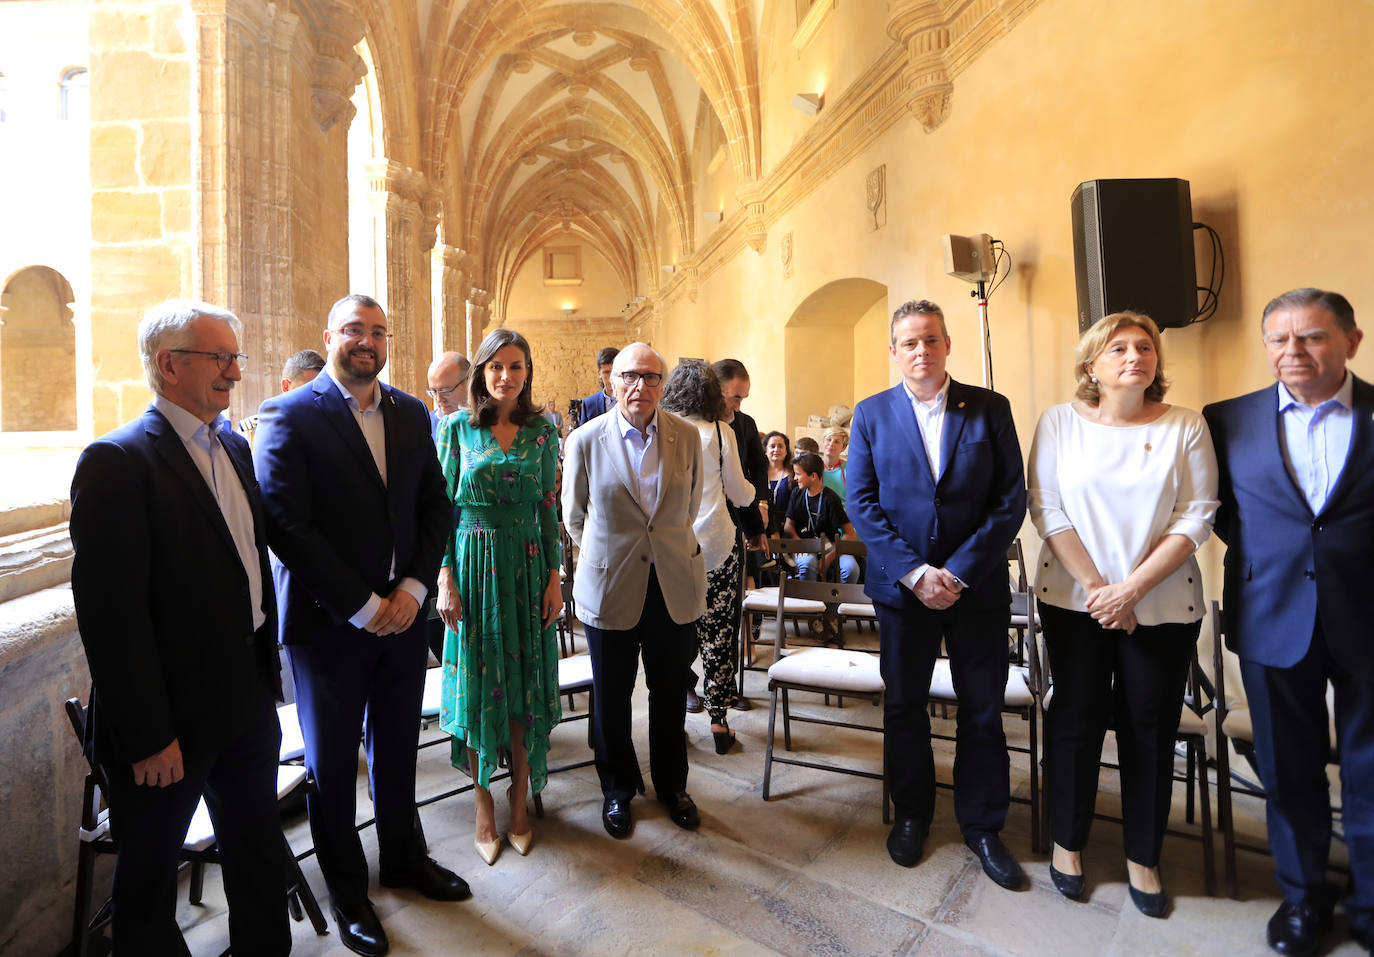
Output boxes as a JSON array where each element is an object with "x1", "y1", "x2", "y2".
[{"x1": 562, "y1": 407, "x2": 707, "y2": 630}]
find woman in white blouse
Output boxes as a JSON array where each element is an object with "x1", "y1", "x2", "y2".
[
  {"x1": 660, "y1": 360, "x2": 766, "y2": 754},
  {"x1": 1028, "y1": 311, "x2": 1219, "y2": 917}
]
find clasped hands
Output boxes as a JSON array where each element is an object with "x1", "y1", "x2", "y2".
[
  {"x1": 1085, "y1": 581, "x2": 1140, "y2": 633},
  {"x1": 364, "y1": 588, "x2": 420, "y2": 636},
  {"x1": 914, "y1": 567, "x2": 963, "y2": 610}
]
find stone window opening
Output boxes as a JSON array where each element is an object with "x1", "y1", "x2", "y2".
[
  {"x1": 0, "y1": 265, "x2": 78, "y2": 432},
  {"x1": 59, "y1": 66, "x2": 86, "y2": 122},
  {"x1": 0, "y1": 71, "x2": 7, "y2": 123}
]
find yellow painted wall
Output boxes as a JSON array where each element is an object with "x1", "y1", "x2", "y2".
[
  {"x1": 505, "y1": 242, "x2": 630, "y2": 320},
  {"x1": 852, "y1": 294, "x2": 893, "y2": 404}
]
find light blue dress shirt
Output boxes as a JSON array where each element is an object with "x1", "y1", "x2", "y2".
[
  {"x1": 614, "y1": 407, "x2": 660, "y2": 515},
  {"x1": 1277, "y1": 371, "x2": 1354, "y2": 515}
]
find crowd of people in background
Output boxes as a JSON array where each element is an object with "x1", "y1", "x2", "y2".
[{"x1": 65, "y1": 286, "x2": 1372, "y2": 957}]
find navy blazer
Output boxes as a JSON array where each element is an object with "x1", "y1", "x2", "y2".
[
  {"x1": 254, "y1": 370, "x2": 451, "y2": 643},
  {"x1": 579, "y1": 390, "x2": 614, "y2": 426},
  {"x1": 1203, "y1": 377, "x2": 1374, "y2": 679},
  {"x1": 70, "y1": 405, "x2": 279, "y2": 765},
  {"x1": 847, "y1": 380, "x2": 1026, "y2": 608}
]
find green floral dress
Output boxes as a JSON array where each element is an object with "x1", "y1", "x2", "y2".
[{"x1": 437, "y1": 413, "x2": 562, "y2": 792}]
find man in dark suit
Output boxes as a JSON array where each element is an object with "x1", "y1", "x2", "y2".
[
  {"x1": 255, "y1": 294, "x2": 468, "y2": 957},
  {"x1": 69, "y1": 300, "x2": 288, "y2": 955},
  {"x1": 577, "y1": 346, "x2": 619, "y2": 425},
  {"x1": 847, "y1": 299, "x2": 1027, "y2": 890},
  {"x1": 1203, "y1": 288, "x2": 1374, "y2": 957}
]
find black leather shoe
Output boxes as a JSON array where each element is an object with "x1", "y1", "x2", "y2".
[
  {"x1": 378, "y1": 856, "x2": 470, "y2": 901},
  {"x1": 1267, "y1": 900, "x2": 1331, "y2": 956},
  {"x1": 886, "y1": 817, "x2": 927, "y2": 868},
  {"x1": 602, "y1": 796, "x2": 633, "y2": 838},
  {"x1": 964, "y1": 834, "x2": 1024, "y2": 890},
  {"x1": 330, "y1": 900, "x2": 389, "y2": 957},
  {"x1": 664, "y1": 791, "x2": 701, "y2": 830},
  {"x1": 1049, "y1": 862, "x2": 1086, "y2": 900},
  {"x1": 686, "y1": 687, "x2": 704, "y2": 713},
  {"x1": 1128, "y1": 883, "x2": 1168, "y2": 918},
  {"x1": 730, "y1": 694, "x2": 753, "y2": 712}
]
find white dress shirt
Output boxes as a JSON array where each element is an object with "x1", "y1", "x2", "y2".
[
  {"x1": 331, "y1": 377, "x2": 428, "y2": 628},
  {"x1": 153, "y1": 395, "x2": 265, "y2": 632},
  {"x1": 1277, "y1": 371, "x2": 1354, "y2": 515},
  {"x1": 1028, "y1": 403, "x2": 1219, "y2": 625},
  {"x1": 615, "y1": 407, "x2": 661, "y2": 515},
  {"x1": 898, "y1": 375, "x2": 951, "y2": 592}
]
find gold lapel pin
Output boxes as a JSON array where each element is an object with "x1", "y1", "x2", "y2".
[
  {"x1": 958, "y1": 401, "x2": 966, "y2": 409},
  {"x1": 1144, "y1": 442, "x2": 1153, "y2": 451}
]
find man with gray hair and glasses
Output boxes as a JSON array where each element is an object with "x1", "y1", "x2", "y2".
[{"x1": 69, "y1": 299, "x2": 289, "y2": 955}]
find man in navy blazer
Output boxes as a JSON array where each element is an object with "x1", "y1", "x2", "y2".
[
  {"x1": 70, "y1": 300, "x2": 288, "y2": 955},
  {"x1": 577, "y1": 346, "x2": 619, "y2": 426},
  {"x1": 848, "y1": 299, "x2": 1027, "y2": 890},
  {"x1": 1203, "y1": 288, "x2": 1374, "y2": 957},
  {"x1": 255, "y1": 294, "x2": 467, "y2": 957}
]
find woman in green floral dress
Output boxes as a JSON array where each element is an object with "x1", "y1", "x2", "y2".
[{"x1": 435, "y1": 328, "x2": 562, "y2": 865}]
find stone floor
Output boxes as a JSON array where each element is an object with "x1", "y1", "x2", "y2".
[{"x1": 154, "y1": 624, "x2": 1362, "y2": 957}]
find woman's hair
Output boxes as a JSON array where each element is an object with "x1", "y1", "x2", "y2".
[
  {"x1": 1074, "y1": 310, "x2": 1170, "y2": 405},
  {"x1": 795, "y1": 436, "x2": 820, "y2": 454},
  {"x1": 763, "y1": 430, "x2": 791, "y2": 462},
  {"x1": 659, "y1": 358, "x2": 726, "y2": 421},
  {"x1": 467, "y1": 327, "x2": 540, "y2": 427},
  {"x1": 792, "y1": 451, "x2": 825, "y2": 477},
  {"x1": 822, "y1": 426, "x2": 849, "y2": 445}
]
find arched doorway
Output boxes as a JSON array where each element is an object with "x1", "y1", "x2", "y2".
[
  {"x1": 0, "y1": 265, "x2": 77, "y2": 432},
  {"x1": 782, "y1": 278, "x2": 889, "y2": 431}
]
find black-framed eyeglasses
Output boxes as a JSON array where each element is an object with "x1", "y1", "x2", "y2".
[
  {"x1": 169, "y1": 349, "x2": 248, "y2": 371},
  {"x1": 336, "y1": 324, "x2": 393, "y2": 342},
  {"x1": 425, "y1": 381, "x2": 466, "y2": 398},
  {"x1": 617, "y1": 370, "x2": 663, "y2": 387}
]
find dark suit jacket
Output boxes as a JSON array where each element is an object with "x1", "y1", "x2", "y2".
[
  {"x1": 847, "y1": 380, "x2": 1026, "y2": 609},
  {"x1": 728, "y1": 409, "x2": 767, "y2": 536},
  {"x1": 253, "y1": 370, "x2": 450, "y2": 642},
  {"x1": 1204, "y1": 377, "x2": 1374, "y2": 679},
  {"x1": 579, "y1": 390, "x2": 614, "y2": 426},
  {"x1": 69, "y1": 405, "x2": 279, "y2": 766}
]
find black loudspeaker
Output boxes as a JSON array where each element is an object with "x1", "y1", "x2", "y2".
[{"x1": 1071, "y1": 178, "x2": 1197, "y2": 332}]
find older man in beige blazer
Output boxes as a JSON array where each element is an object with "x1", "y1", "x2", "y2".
[{"x1": 562, "y1": 342, "x2": 707, "y2": 838}]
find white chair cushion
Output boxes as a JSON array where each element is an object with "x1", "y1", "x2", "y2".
[
  {"x1": 767, "y1": 647, "x2": 883, "y2": 693},
  {"x1": 1176, "y1": 708, "x2": 1208, "y2": 737},
  {"x1": 421, "y1": 666, "x2": 443, "y2": 718},
  {"x1": 559, "y1": 654, "x2": 594, "y2": 691},
  {"x1": 743, "y1": 587, "x2": 827, "y2": 615},
  {"x1": 277, "y1": 764, "x2": 307, "y2": 799},
  {"x1": 836, "y1": 602, "x2": 877, "y2": 618},
  {"x1": 278, "y1": 703, "x2": 306, "y2": 762},
  {"x1": 183, "y1": 765, "x2": 306, "y2": 853},
  {"x1": 928, "y1": 660, "x2": 1034, "y2": 708}
]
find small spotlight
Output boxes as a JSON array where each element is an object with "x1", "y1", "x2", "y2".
[
  {"x1": 791, "y1": 92, "x2": 823, "y2": 116},
  {"x1": 661, "y1": 264, "x2": 676, "y2": 273},
  {"x1": 702, "y1": 210, "x2": 723, "y2": 223}
]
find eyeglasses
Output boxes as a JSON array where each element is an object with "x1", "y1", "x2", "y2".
[
  {"x1": 617, "y1": 370, "x2": 663, "y2": 387},
  {"x1": 169, "y1": 349, "x2": 248, "y2": 371},
  {"x1": 425, "y1": 381, "x2": 466, "y2": 398},
  {"x1": 335, "y1": 324, "x2": 393, "y2": 342}
]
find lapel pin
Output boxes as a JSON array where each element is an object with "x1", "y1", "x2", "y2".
[
  {"x1": 1144, "y1": 442, "x2": 1152, "y2": 451},
  {"x1": 958, "y1": 401, "x2": 966, "y2": 408}
]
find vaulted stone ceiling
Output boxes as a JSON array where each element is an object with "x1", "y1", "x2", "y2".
[{"x1": 367, "y1": 0, "x2": 764, "y2": 320}]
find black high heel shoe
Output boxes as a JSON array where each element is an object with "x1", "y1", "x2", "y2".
[
  {"x1": 711, "y1": 722, "x2": 738, "y2": 755},
  {"x1": 1128, "y1": 883, "x2": 1168, "y2": 918},
  {"x1": 1049, "y1": 863, "x2": 1085, "y2": 900}
]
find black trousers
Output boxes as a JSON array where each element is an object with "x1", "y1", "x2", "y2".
[
  {"x1": 874, "y1": 592, "x2": 1011, "y2": 838},
  {"x1": 1040, "y1": 603, "x2": 1197, "y2": 866},
  {"x1": 288, "y1": 622, "x2": 429, "y2": 909},
  {"x1": 104, "y1": 686, "x2": 288, "y2": 956},
  {"x1": 1242, "y1": 620, "x2": 1374, "y2": 917},
  {"x1": 584, "y1": 568, "x2": 697, "y2": 802}
]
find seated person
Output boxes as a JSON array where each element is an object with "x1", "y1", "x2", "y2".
[
  {"x1": 821, "y1": 426, "x2": 848, "y2": 502},
  {"x1": 794, "y1": 435, "x2": 820, "y2": 455},
  {"x1": 783, "y1": 451, "x2": 859, "y2": 583}
]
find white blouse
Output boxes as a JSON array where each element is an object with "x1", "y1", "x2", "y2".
[
  {"x1": 689, "y1": 416, "x2": 757, "y2": 571},
  {"x1": 1027, "y1": 403, "x2": 1219, "y2": 625}
]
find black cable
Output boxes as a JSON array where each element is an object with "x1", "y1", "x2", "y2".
[
  {"x1": 1190, "y1": 222, "x2": 1224, "y2": 324},
  {"x1": 987, "y1": 241, "x2": 1011, "y2": 299}
]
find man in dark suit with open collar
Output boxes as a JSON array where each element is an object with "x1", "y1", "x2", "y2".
[
  {"x1": 255, "y1": 294, "x2": 467, "y2": 957},
  {"x1": 1204, "y1": 288, "x2": 1374, "y2": 957},
  {"x1": 70, "y1": 300, "x2": 288, "y2": 955},
  {"x1": 847, "y1": 299, "x2": 1027, "y2": 890}
]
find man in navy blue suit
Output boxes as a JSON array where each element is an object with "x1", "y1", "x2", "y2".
[
  {"x1": 1204, "y1": 288, "x2": 1374, "y2": 957},
  {"x1": 255, "y1": 294, "x2": 468, "y2": 957},
  {"x1": 577, "y1": 346, "x2": 619, "y2": 426},
  {"x1": 848, "y1": 299, "x2": 1027, "y2": 890},
  {"x1": 70, "y1": 300, "x2": 288, "y2": 955}
]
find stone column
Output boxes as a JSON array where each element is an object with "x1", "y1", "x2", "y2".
[
  {"x1": 365, "y1": 159, "x2": 431, "y2": 396},
  {"x1": 466, "y1": 288, "x2": 493, "y2": 357},
  {"x1": 432, "y1": 244, "x2": 472, "y2": 354},
  {"x1": 886, "y1": 0, "x2": 953, "y2": 132}
]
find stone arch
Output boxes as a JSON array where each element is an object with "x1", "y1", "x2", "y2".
[
  {"x1": 0, "y1": 265, "x2": 77, "y2": 432},
  {"x1": 783, "y1": 277, "x2": 888, "y2": 431}
]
